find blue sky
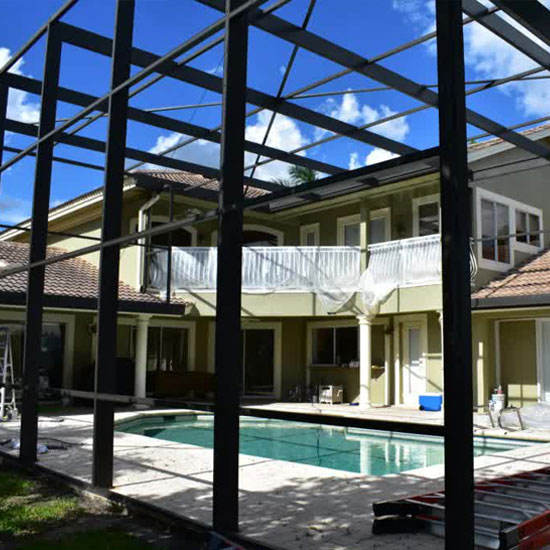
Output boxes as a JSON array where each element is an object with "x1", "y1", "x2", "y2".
[{"x1": 0, "y1": 0, "x2": 549, "y2": 226}]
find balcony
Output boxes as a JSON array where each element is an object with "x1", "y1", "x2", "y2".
[{"x1": 148, "y1": 234, "x2": 452, "y2": 297}]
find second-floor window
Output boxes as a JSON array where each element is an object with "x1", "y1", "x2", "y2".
[
  {"x1": 481, "y1": 198, "x2": 510, "y2": 264},
  {"x1": 516, "y1": 210, "x2": 541, "y2": 247},
  {"x1": 337, "y1": 214, "x2": 360, "y2": 246},
  {"x1": 369, "y1": 208, "x2": 391, "y2": 244},
  {"x1": 413, "y1": 195, "x2": 440, "y2": 237}
]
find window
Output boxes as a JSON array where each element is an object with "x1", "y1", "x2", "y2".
[
  {"x1": 312, "y1": 326, "x2": 358, "y2": 366},
  {"x1": 243, "y1": 230, "x2": 278, "y2": 247},
  {"x1": 337, "y1": 215, "x2": 360, "y2": 246},
  {"x1": 369, "y1": 208, "x2": 391, "y2": 244},
  {"x1": 481, "y1": 198, "x2": 510, "y2": 263},
  {"x1": 143, "y1": 326, "x2": 189, "y2": 372},
  {"x1": 300, "y1": 223, "x2": 320, "y2": 246},
  {"x1": 516, "y1": 210, "x2": 541, "y2": 247},
  {"x1": 413, "y1": 195, "x2": 440, "y2": 237}
]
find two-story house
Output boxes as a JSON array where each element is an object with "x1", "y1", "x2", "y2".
[{"x1": 1, "y1": 125, "x2": 549, "y2": 411}]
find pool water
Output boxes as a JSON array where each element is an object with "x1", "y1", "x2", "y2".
[{"x1": 117, "y1": 414, "x2": 525, "y2": 476}]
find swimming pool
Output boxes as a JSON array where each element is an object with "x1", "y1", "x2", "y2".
[{"x1": 117, "y1": 414, "x2": 525, "y2": 476}]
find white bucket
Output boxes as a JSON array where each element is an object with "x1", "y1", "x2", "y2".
[{"x1": 491, "y1": 393, "x2": 506, "y2": 413}]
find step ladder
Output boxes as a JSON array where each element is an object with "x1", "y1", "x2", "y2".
[
  {"x1": 0, "y1": 327, "x2": 17, "y2": 420},
  {"x1": 373, "y1": 465, "x2": 550, "y2": 549}
]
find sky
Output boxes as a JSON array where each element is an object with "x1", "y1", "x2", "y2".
[{"x1": 0, "y1": 0, "x2": 549, "y2": 227}]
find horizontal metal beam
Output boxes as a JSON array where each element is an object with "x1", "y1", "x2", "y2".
[
  {"x1": 4, "y1": 72, "x2": 341, "y2": 177},
  {"x1": 0, "y1": 0, "x2": 273, "y2": 176},
  {"x1": 2, "y1": 144, "x2": 104, "y2": 171},
  {"x1": 201, "y1": 0, "x2": 550, "y2": 162},
  {"x1": 490, "y1": 0, "x2": 550, "y2": 47},
  {"x1": 52, "y1": 388, "x2": 444, "y2": 437},
  {"x1": 0, "y1": 290, "x2": 187, "y2": 315},
  {"x1": 5, "y1": 118, "x2": 278, "y2": 191},
  {"x1": 0, "y1": 0, "x2": 77, "y2": 78},
  {"x1": 0, "y1": 146, "x2": 438, "y2": 283},
  {"x1": 463, "y1": 0, "x2": 550, "y2": 68},
  {"x1": 57, "y1": 22, "x2": 419, "y2": 157}
]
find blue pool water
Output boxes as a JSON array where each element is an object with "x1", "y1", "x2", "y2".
[{"x1": 117, "y1": 414, "x2": 525, "y2": 476}]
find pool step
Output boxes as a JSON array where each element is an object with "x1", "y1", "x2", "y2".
[{"x1": 373, "y1": 465, "x2": 550, "y2": 549}]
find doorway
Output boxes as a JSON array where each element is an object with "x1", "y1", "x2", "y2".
[{"x1": 401, "y1": 319, "x2": 427, "y2": 405}]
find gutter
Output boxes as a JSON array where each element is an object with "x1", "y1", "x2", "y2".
[{"x1": 137, "y1": 193, "x2": 161, "y2": 290}]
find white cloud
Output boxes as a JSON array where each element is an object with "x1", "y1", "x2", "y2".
[
  {"x1": 392, "y1": 0, "x2": 550, "y2": 117},
  {"x1": 317, "y1": 93, "x2": 410, "y2": 143},
  {"x1": 463, "y1": 4, "x2": 550, "y2": 116},
  {"x1": 0, "y1": 47, "x2": 40, "y2": 124},
  {"x1": 244, "y1": 110, "x2": 309, "y2": 180},
  {"x1": 366, "y1": 148, "x2": 398, "y2": 166},
  {"x1": 0, "y1": 194, "x2": 31, "y2": 225},
  {"x1": 144, "y1": 110, "x2": 309, "y2": 182},
  {"x1": 144, "y1": 132, "x2": 220, "y2": 171},
  {"x1": 348, "y1": 148, "x2": 399, "y2": 169},
  {"x1": 348, "y1": 151, "x2": 361, "y2": 170}
]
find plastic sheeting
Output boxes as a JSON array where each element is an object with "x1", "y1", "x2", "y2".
[
  {"x1": 149, "y1": 245, "x2": 361, "y2": 294},
  {"x1": 149, "y1": 235, "x2": 443, "y2": 313},
  {"x1": 360, "y1": 234, "x2": 441, "y2": 314}
]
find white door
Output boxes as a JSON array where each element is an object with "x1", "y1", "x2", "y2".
[
  {"x1": 538, "y1": 321, "x2": 550, "y2": 402},
  {"x1": 402, "y1": 323, "x2": 426, "y2": 405}
]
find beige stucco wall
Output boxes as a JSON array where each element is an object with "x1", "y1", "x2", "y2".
[
  {"x1": 426, "y1": 311, "x2": 443, "y2": 394},
  {"x1": 499, "y1": 320, "x2": 537, "y2": 407},
  {"x1": 471, "y1": 308, "x2": 550, "y2": 409}
]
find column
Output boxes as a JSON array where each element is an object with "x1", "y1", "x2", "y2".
[
  {"x1": 134, "y1": 315, "x2": 151, "y2": 399},
  {"x1": 358, "y1": 313, "x2": 375, "y2": 408}
]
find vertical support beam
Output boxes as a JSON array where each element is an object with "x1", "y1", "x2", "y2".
[
  {"x1": 92, "y1": 0, "x2": 135, "y2": 488},
  {"x1": 0, "y1": 80, "x2": 8, "y2": 189},
  {"x1": 212, "y1": 0, "x2": 249, "y2": 534},
  {"x1": 19, "y1": 25, "x2": 62, "y2": 465},
  {"x1": 435, "y1": 1, "x2": 474, "y2": 549}
]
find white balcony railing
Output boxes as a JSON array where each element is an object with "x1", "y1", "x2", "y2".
[
  {"x1": 149, "y1": 235, "x2": 475, "y2": 308},
  {"x1": 149, "y1": 246, "x2": 361, "y2": 292}
]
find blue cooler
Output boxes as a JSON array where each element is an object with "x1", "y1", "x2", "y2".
[{"x1": 419, "y1": 393, "x2": 442, "y2": 411}]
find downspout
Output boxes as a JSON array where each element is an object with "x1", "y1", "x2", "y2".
[{"x1": 137, "y1": 193, "x2": 160, "y2": 291}]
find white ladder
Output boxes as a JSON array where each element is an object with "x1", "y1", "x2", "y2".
[{"x1": 0, "y1": 327, "x2": 17, "y2": 420}]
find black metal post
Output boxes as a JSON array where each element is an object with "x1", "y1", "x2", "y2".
[
  {"x1": 212, "y1": 0, "x2": 249, "y2": 534},
  {"x1": 92, "y1": 0, "x2": 135, "y2": 488},
  {"x1": 19, "y1": 24, "x2": 62, "y2": 465},
  {"x1": 435, "y1": 1, "x2": 474, "y2": 549},
  {"x1": 0, "y1": 80, "x2": 8, "y2": 188},
  {"x1": 166, "y1": 184, "x2": 174, "y2": 303}
]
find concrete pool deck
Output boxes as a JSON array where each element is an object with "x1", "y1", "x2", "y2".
[{"x1": 1, "y1": 409, "x2": 550, "y2": 550}]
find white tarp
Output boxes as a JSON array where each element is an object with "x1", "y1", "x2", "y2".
[{"x1": 149, "y1": 235, "x2": 443, "y2": 313}]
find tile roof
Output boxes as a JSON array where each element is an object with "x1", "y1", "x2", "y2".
[
  {"x1": 132, "y1": 169, "x2": 270, "y2": 199},
  {"x1": 473, "y1": 247, "x2": 550, "y2": 300},
  {"x1": 0, "y1": 241, "x2": 186, "y2": 308},
  {"x1": 468, "y1": 123, "x2": 550, "y2": 153}
]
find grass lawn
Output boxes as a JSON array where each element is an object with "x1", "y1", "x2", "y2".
[
  {"x1": 18, "y1": 530, "x2": 154, "y2": 550},
  {"x1": 0, "y1": 465, "x2": 199, "y2": 549}
]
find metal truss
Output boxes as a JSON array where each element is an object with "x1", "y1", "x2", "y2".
[{"x1": 2, "y1": 0, "x2": 550, "y2": 548}]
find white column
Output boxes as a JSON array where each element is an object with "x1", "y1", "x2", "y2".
[
  {"x1": 358, "y1": 313, "x2": 375, "y2": 408},
  {"x1": 438, "y1": 310, "x2": 444, "y2": 391},
  {"x1": 134, "y1": 315, "x2": 152, "y2": 399}
]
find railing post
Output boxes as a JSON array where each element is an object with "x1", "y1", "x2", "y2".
[
  {"x1": 19, "y1": 23, "x2": 62, "y2": 465},
  {"x1": 213, "y1": 0, "x2": 249, "y2": 535},
  {"x1": 435, "y1": 1, "x2": 474, "y2": 549},
  {"x1": 92, "y1": 0, "x2": 135, "y2": 488}
]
